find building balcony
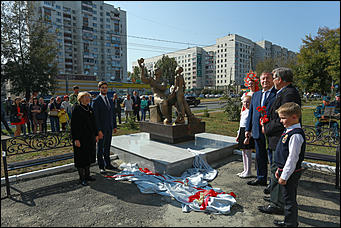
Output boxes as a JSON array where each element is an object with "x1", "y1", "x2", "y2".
[{"x1": 64, "y1": 42, "x2": 72, "y2": 46}]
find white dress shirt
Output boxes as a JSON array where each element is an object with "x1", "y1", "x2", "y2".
[
  {"x1": 280, "y1": 123, "x2": 304, "y2": 180},
  {"x1": 261, "y1": 86, "x2": 273, "y2": 106},
  {"x1": 100, "y1": 94, "x2": 110, "y2": 108}
]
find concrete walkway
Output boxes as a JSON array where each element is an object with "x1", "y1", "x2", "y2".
[{"x1": 1, "y1": 153, "x2": 339, "y2": 227}]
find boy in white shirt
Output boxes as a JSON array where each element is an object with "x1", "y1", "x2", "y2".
[{"x1": 272, "y1": 102, "x2": 306, "y2": 227}]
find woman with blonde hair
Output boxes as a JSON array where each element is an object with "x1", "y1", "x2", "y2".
[{"x1": 71, "y1": 92, "x2": 99, "y2": 186}]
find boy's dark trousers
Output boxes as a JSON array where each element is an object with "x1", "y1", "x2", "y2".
[
  {"x1": 270, "y1": 163, "x2": 285, "y2": 210},
  {"x1": 279, "y1": 169, "x2": 302, "y2": 227}
]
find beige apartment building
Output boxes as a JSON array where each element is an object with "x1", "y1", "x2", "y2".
[
  {"x1": 133, "y1": 33, "x2": 296, "y2": 91},
  {"x1": 32, "y1": 1, "x2": 127, "y2": 82}
]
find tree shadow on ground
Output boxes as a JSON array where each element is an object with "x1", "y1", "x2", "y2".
[
  {"x1": 5, "y1": 179, "x2": 82, "y2": 207},
  {"x1": 298, "y1": 179, "x2": 340, "y2": 204},
  {"x1": 298, "y1": 215, "x2": 340, "y2": 227}
]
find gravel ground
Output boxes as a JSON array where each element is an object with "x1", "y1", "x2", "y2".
[{"x1": 1, "y1": 154, "x2": 340, "y2": 227}]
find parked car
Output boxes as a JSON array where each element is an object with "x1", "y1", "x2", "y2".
[{"x1": 185, "y1": 96, "x2": 200, "y2": 107}]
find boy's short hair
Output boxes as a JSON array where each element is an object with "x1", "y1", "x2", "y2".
[
  {"x1": 98, "y1": 81, "x2": 108, "y2": 88},
  {"x1": 73, "y1": 85, "x2": 79, "y2": 90},
  {"x1": 276, "y1": 102, "x2": 301, "y2": 118}
]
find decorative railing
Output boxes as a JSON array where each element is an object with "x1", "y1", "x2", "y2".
[
  {"x1": 302, "y1": 125, "x2": 339, "y2": 147},
  {"x1": 2, "y1": 131, "x2": 72, "y2": 157}
]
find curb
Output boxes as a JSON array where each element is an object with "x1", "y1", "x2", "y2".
[{"x1": 233, "y1": 149, "x2": 336, "y2": 174}]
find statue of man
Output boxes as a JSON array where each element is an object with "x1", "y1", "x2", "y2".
[
  {"x1": 138, "y1": 58, "x2": 172, "y2": 124},
  {"x1": 171, "y1": 66, "x2": 200, "y2": 124}
]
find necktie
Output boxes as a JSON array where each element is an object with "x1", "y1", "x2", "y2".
[
  {"x1": 105, "y1": 96, "x2": 110, "y2": 109},
  {"x1": 261, "y1": 90, "x2": 269, "y2": 106}
]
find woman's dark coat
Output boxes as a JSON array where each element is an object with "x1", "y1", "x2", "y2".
[{"x1": 71, "y1": 104, "x2": 98, "y2": 168}]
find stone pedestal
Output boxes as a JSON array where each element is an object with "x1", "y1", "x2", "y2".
[
  {"x1": 140, "y1": 121, "x2": 205, "y2": 144},
  {"x1": 111, "y1": 132, "x2": 238, "y2": 176}
]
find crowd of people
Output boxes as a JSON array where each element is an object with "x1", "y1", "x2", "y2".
[{"x1": 1, "y1": 85, "x2": 155, "y2": 137}]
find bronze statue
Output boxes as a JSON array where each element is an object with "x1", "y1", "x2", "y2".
[{"x1": 138, "y1": 58, "x2": 200, "y2": 125}]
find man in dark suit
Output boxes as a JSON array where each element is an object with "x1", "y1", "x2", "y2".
[
  {"x1": 112, "y1": 93, "x2": 122, "y2": 125},
  {"x1": 92, "y1": 81, "x2": 117, "y2": 174},
  {"x1": 132, "y1": 90, "x2": 141, "y2": 121},
  {"x1": 258, "y1": 67, "x2": 301, "y2": 215},
  {"x1": 245, "y1": 72, "x2": 277, "y2": 186}
]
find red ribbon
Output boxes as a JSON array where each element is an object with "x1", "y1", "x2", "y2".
[
  {"x1": 139, "y1": 168, "x2": 166, "y2": 180},
  {"x1": 188, "y1": 189, "x2": 236, "y2": 210}
]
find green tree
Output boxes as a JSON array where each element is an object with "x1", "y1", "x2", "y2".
[
  {"x1": 1, "y1": 1, "x2": 58, "y2": 100},
  {"x1": 255, "y1": 56, "x2": 297, "y2": 76},
  {"x1": 154, "y1": 55, "x2": 178, "y2": 85},
  {"x1": 130, "y1": 66, "x2": 142, "y2": 83},
  {"x1": 295, "y1": 26, "x2": 340, "y2": 95}
]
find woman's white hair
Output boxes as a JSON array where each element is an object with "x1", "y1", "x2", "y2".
[{"x1": 77, "y1": 91, "x2": 91, "y2": 102}]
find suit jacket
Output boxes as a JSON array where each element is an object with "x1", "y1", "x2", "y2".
[
  {"x1": 132, "y1": 95, "x2": 141, "y2": 111},
  {"x1": 92, "y1": 95, "x2": 117, "y2": 132},
  {"x1": 245, "y1": 87, "x2": 277, "y2": 139},
  {"x1": 264, "y1": 84, "x2": 301, "y2": 150}
]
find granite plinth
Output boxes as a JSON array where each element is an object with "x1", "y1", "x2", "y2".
[
  {"x1": 139, "y1": 121, "x2": 205, "y2": 144},
  {"x1": 111, "y1": 132, "x2": 238, "y2": 176}
]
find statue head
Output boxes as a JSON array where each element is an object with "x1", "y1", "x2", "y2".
[
  {"x1": 154, "y1": 68, "x2": 163, "y2": 80},
  {"x1": 176, "y1": 66, "x2": 183, "y2": 75}
]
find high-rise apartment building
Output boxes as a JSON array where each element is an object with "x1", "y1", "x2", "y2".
[
  {"x1": 132, "y1": 33, "x2": 296, "y2": 91},
  {"x1": 32, "y1": 1, "x2": 127, "y2": 82}
]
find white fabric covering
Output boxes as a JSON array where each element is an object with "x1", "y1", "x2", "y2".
[{"x1": 106, "y1": 148, "x2": 236, "y2": 214}]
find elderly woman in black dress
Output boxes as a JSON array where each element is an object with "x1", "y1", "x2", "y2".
[{"x1": 71, "y1": 92, "x2": 99, "y2": 186}]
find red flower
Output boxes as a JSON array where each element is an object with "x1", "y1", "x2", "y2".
[{"x1": 257, "y1": 106, "x2": 268, "y2": 125}]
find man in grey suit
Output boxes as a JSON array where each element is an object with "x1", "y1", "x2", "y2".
[
  {"x1": 92, "y1": 81, "x2": 117, "y2": 174},
  {"x1": 258, "y1": 67, "x2": 302, "y2": 216}
]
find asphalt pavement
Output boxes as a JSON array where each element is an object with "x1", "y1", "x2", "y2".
[{"x1": 1, "y1": 154, "x2": 339, "y2": 227}]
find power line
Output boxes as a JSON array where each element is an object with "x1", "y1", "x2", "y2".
[{"x1": 22, "y1": 18, "x2": 210, "y2": 47}]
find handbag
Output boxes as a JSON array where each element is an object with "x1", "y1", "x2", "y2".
[
  {"x1": 48, "y1": 110, "x2": 59, "y2": 117},
  {"x1": 10, "y1": 114, "x2": 21, "y2": 123}
]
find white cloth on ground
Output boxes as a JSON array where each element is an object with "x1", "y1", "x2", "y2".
[{"x1": 106, "y1": 148, "x2": 236, "y2": 214}]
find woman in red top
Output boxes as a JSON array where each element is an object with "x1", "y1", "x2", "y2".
[{"x1": 10, "y1": 97, "x2": 26, "y2": 136}]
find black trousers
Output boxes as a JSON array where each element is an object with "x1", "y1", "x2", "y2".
[
  {"x1": 270, "y1": 163, "x2": 285, "y2": 209},
  {"x1": 133, "y1": 108, "x2": 140, "y2": 121},
  {"x1": 279, "y1": 169, "x2": 302, "y2": 227}
]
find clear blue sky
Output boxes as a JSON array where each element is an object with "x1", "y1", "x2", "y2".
[{"x1": 105, "y1": 1, "x2": 340, "y2": 71}]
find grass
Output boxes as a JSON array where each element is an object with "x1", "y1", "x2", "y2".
[{"x1": 1, "y1": 99, "x2": 338, "y2": 178}]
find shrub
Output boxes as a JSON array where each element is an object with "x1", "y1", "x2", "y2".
[
  {"x1": 124, "y1": 116, "x2": 138, "y2": 130},
  {"x1": 223, "y1": 95, "x2": 241, "y2": 121}
]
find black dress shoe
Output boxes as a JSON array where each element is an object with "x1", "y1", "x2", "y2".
[
  {"x1": 80, "y1": 180, "x2": 88, "y2": 186},
  {"x1": 273, "y1": 220, "x2": 286, "y2": 227},
  {"x1": 258, "y1": 204, "x2": 284, "y2": 215},
  {"x1": 247, "y1": 179, "x2": 267, "y2": 186},
  {"x1": 100, "y1": 169, "x2": 106, "y2": 174},
  {"x1": 263, "y1": 196, "x2": 271, "y2": 202},
  {"x1": 86, "y1": 176, "x2": 96, "y2": 181},
  {"x1": 264, "y1": 184, "x2": 271, "y2": 194}
]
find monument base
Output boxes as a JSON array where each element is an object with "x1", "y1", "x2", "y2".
[
  {"x1": 111, "y1": 132, "x2": 238, "y2": 176},
  {"x1": 139, "y1": 121, "x2": 205, "y2": 144}
]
